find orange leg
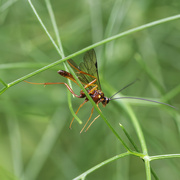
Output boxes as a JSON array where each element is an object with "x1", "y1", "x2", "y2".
[
  {"x1": 80, "y1": 107, "x2": 94, "y2": 134},
  {"x1": 84, "y1": 103, "x2": 102, "y2": 132},
  {"x1": 85, "y1": 114, "x2": 100, "y2": 132},
  {"x1": 25, "y1": 80, "x2": 100, "y2": 132},
  {"x1": 69, "y1": 100, "x2": 87, "y2": 129},
  {"x1": 24, "y1": 81, "x2": 81, "y2": 98}
]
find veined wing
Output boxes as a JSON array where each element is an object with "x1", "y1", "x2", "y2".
[{"x1": 67, "y1": 49, "x2": 101, "y2": 90}]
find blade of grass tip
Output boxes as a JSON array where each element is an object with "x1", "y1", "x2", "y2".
[
  {"x1": 119, "y1": 123, "x2": 140, "y2": 152},
  {"x1": 27, "y1": 0, "x2": 63, "y2": 57},
  {"x1": 21, "y1": 107, "x2": 67, "y2": 180},
  {"x1": 73, "y1": 152, "x2": 130, "y2": 180}
]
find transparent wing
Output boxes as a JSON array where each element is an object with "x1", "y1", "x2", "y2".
[
  {"x1": 80, "y1": 49, "x2": 101, "y2": 90},
  {"x1": 67, "y1": 49, "x2": 101, "y2": 90}
]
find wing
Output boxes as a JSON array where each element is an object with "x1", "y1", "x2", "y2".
[
  {"x1": 67, "y1": 59, "x2": 90, "y2": 86},
  {"x1": 67, "y1": 49, "x2": 101, "y2": 90}
]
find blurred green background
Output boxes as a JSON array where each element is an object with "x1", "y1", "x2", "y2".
[{"x1": 0, "y1": 0, "x2": 180, "y2": 180}]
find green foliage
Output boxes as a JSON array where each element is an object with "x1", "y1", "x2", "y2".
[
  {"x1": 0, "y1": 165, "x2": 18, "y2": 180},
  {"x1": 0, "y1": 0, "x2": 180, "y2": 180}
]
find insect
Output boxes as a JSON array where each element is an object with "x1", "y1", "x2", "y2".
[{"x1": 25, "y1": 49, "x2": 175, "y2": 133}]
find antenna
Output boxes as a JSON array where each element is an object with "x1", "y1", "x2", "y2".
[
  {"x1": 110, "y1": 96, "x2": 176, "y2": 109},
  {"x1": 110, "y1": 79, "x2": 139, "y2": 99}
]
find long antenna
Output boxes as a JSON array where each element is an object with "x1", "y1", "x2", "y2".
[
  {"x1": 110, "y1": 79, "x2": 139, "y2": 99},
  {"x1": 110, "y1": 96, "x2": 176, "y2": 109}
]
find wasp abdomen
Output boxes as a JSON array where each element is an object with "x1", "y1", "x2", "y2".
[{"x1": 58, "y1": 70, "x2": 73, "y2": 79}]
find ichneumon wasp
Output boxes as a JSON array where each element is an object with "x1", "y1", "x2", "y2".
[{"x1": 25, "y1": 49, "x2": 175, "y2": 133}]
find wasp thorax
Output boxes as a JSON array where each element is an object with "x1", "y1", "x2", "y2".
[{"x1": 88, "y1": 90, "x2": 104, "y2": 103}]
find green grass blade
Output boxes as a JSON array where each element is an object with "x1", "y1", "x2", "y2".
[
  {"x1": 73, "y1": 152, "x2": 130, "y2": 180},
  {"x1": 27, "y1": 0, "x2": 63, "y2": 57}
]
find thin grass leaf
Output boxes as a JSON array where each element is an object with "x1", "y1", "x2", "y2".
[
  {"x1": 0, "y1": 78, "x2": 8, "y2": 87},
  {"x1": 73, "y1": 152, "x2": 130, "y2": 180},
  {"x1": 162, "y1": 84, "x2": 180, "y2": 102},
  {"x1": 1, "y1": 14, "x2": 180, "y2": 95},
  {"x1": 144, "y1": 158, "x2": 151, "y2": 180},
  {"x1": 119, "y1": 123, "x2": 140, "y2": 152},
  {"x1": 45, "y1": 0, "x2": 64, "y2": 57},
  {"x1": 150, "y1": 154, "x2": 180, "y2": 161},
  {"x1": 27, "y1": 0, "x2": 63, "y2": 57},
  {"x1": 44, "y1": 0, "x2": 78, "y2": 122},
  {"x1": 0, "y1": 78, "x2": 8, "y2": 95}
]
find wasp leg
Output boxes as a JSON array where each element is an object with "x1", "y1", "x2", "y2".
[
  {"x1": 69, "y1": 100, "x2": 87, "y2": 129},
  {"x1": 80, "y1": 107, "x2": 94, "y2": 134}
]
